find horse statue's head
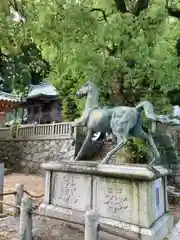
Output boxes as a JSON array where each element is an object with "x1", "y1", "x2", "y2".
[{"x1": 76, "y1": 81, "x2": 97, "y2": 99}]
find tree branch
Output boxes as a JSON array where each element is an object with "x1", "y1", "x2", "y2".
[
  {"x1": 106, "y1": 44, "x2": 118, "y2": 56},
  {"x1": 176, "y1": 39, "x2": 180, "y2": 56},
  {"x1": 166, "y1": 0, "x2": 180, "y2": 18},
  {"x1": 9, "y1": 0, "x2": 26, "y2": 22},
  {"x1": 114, "y1": 0, "x2": 128, "y2": 13},
  {"x1": 96, "y1": 43, "x2": 118, "y2": 56},
  {"x1": 0, "y1": 50, "x2": 8, "y2": 59},
  {"x1": 133, "y1": 0, "x2": 149, "y2": 16},
  {"x1": 167, "y1": 7, "x2": 180, "y2": 18},
  {"x1": 90, "y1": 8, "x2": 107, "y2": 22}
]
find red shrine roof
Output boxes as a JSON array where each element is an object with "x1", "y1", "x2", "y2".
[{"x1": 0, "y1": 91, "x2": 25, "y2": 111}]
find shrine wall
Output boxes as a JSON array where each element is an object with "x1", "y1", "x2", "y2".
[{"x1": 0, "y1": 138, "x2": 75, "y2": 173}]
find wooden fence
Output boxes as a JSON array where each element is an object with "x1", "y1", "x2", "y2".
[
  {"x1": 0, "y1": 183, "x2": 124, "y2": 240},
  {"x1": 0, "y1": 122, "x2": 72, "y2": 139},
  {"x1": 0, "y1": 184, "x2": 99, "y2": 240}
]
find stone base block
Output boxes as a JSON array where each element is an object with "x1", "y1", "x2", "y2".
[
  {"x1": 40, "y1": 204, "x2": 172, "y2": 240},
  {"x1": 41, "y1": 162, "x2": 171, "y2": 239},
  {"x1": 140, "y1": 212, "x2": 172, "y2": 240}
]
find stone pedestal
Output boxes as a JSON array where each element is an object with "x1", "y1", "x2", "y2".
[{"x1": 41, "y1": 161, "x2": 172, "y2": 240}]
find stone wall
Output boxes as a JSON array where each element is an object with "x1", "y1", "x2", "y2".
[{"x1": 0, "y1": 138, "x2": 75, "y2": 173}]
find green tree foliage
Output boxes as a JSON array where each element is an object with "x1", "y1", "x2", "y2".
[
  {"x1": 0, "y1": 42, "x2": 50, "y2": 94},
  {"x1": 12, "y1": 43, "x2": 50, "y2": 93},
  {"x1": 0, "y1": 0, "x2": 50, "y2": 93},
  {"x1": 25, "y1": 0, "x2": 180, "y2": 114},
  {"x1": 0, "y1": 0, "x2": 180, "y2": 117}
]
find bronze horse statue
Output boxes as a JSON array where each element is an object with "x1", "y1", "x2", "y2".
[{"x1": 72, "y1": 81, "x2": 162, "y2": 164}]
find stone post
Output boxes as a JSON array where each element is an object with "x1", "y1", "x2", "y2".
[
  {"x1": 19, "y1": 195, "x2": 33, "y2": 240},
  {"x1": 0, "y1": 161, "x2": 4, "y2": 213},
  {"x1": 51, "y1": 121, "x2": 55, "y2": 135},
  {"x1": 14, "y1": 184, "x2": 24, "y2": 215},
  {"x1": 85, "y1": 210, "x2": 99, "y2": 240},
  {"x1": 44, "y1": 171, "x2": 51, "y2": 204}
]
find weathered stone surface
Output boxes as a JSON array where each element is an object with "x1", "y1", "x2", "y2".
[
  {"x1": 172, "y1": 220, "x2": 180, "y2": 240},
  {"x1": 93, "y1": 176, "x2": 165, "y2": 228},
  {"x1": 0, "y1": 139, "x2": 75, "y2": 173},
  {"x1": 93, "y1": 177, "x2": 138, "y2": 224},
  {"x1": 42, "y1": 161, "x2": 171, "y2": 240},
  {"x1": 51, "y1": 172, "x2": 91, "y2": 211}
]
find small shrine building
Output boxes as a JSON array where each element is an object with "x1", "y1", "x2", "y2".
[
  {"x1": 0, "y1": 91, "x2": 25, "y2": 127},
  {"x1": 25, "y1": 83, "x2": 61, "y2": 124}
]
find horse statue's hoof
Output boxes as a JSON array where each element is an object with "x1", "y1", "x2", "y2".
[
  {"x1": 149, "y1": 158, "x2": 156, "y2": 165},
  {"x1": 74, "y1": 157, "x2": 79, "y2": 161},
  {"x1": 101, "y1": 158, "x2": 109, "y2": 164}
]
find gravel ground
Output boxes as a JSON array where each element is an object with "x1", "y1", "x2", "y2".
[
  {"x1": 0, "y1": 216, "x2": 85, "y2": 240},
  {"x1": 2, "y1": 173, "x2": 44, "y2": 211},
  {"x1": 0, "y1": 173, "x2": 178, "y2": 239},
  {"x1": 0, "y1": 173, "x2": 124, "y2": 239},
  {"x1": 0, "y1": 215, "x2": 127, "y2": 239}
]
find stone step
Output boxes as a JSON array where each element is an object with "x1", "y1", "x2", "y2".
[{"x1": 91, "y1": 142, "x2": 116, "y2": 162}]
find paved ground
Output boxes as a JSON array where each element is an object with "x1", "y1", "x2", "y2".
[{"x1": 0, "y1": 173, "x2": 178, "y2": 239}]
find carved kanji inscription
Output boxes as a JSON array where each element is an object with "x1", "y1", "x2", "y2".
[
  {"x1": 59, "y1": 175, "x2": 78, "y2": 203},
  {"x1": 52, "y1": 172, "x2": 91, "y2": 211},
  {"x1": 93, "y1": 177, "x2": 137, "y2": 223},
  {"x1": 104, "y1": 187, "x2": 128, "y2": 214}
]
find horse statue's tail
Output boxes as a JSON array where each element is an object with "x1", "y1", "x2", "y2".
[{"x1": 135, "y1": 100, "x2": 157, "y2": 121}]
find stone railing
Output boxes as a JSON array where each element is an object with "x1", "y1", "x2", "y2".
[
  {"x1": 0, "y1": 127, "x2": 12, "y2": 139},
  {"x1": 0, "y1": 122, "x2": 72, "y2": 140}
]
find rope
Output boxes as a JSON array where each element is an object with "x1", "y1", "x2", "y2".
[
  {"x1": 0, "y1": 200, "x2": 20, "y2": 209},
  {"x1": 23, "y1": 190, "x2": 44, "y2": 199},
  {"x1": 31, "y1": 212, "x2": 130, "y2": 237},
  {"x1": 0, "y1": 190, "x2": 44, "y2": 198},
  {"x1": 31, "y1": 200, "x2": 43, "y2": 211},
  {"x1": 0, "y1": 199, "x2": 138, "y2": 237},
  {"x1": 0, "y1": 191, "x2": 16, "y2": 196},
  {"x1": 31, "y1": 211, "x2": 85, "y2": 227}
]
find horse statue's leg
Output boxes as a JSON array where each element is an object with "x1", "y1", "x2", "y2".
[
  {"x1": 106, "y1": 132, "x2": 116, "y2": 143},
  {"x1": 101, "y1": 110, "x2": 135, "y2": 164},
  {"x1": 140, "y1": 130, "x2": 160, "y2": 165},
  {"x1": 101, "y1": 136, "x2": 127, "y2": 164},
  {"x1": 72, "y1": 116, "x2": 86, "y2": 127},
  {"x1": 74, "y1": 129, "x2": 92, "y2": 161}
]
